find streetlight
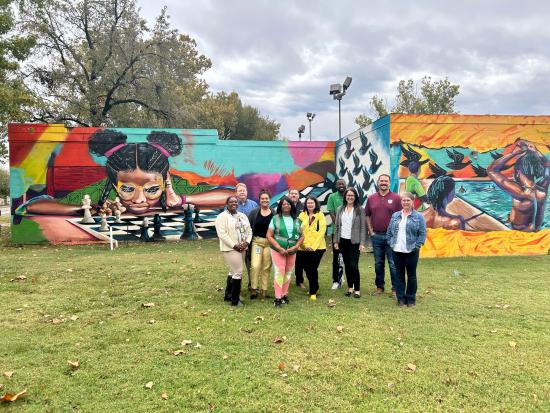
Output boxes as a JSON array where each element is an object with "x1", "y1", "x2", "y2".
[
  {"x1": 306, "y1": 112, "x2": 316, "y2": 141},
  {"x1": 329, "y1": 76, "x2": 352, "y2": 140},
  {"x1": 297, "y1": 125, "x2": 305, "y2": 140}
]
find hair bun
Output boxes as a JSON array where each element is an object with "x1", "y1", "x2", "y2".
[
  {"x1": 147, "y1": 131, "x2": 182, "y2": 157},
  {"x1": 88, "y1": 129, "x2": 128, "y2": 156}
]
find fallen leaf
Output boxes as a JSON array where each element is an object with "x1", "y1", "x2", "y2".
[
  {"x1": 0, "y1": 388, "x2": 27, "y2": 402},
  {"x1": 3, "y1": 372, "x2": 14, "y2": 378},
  {"x1": 327, "y1": 299, "x2": 336, "y2": 308},
  {"x1": 215, "y1": 286, "x2": 223, "y2": 292},
  {"x1": 10, "y1": 275, "x2": 27, "y2": 282},
  {"x1": 223, "y1": 354, "x2": 229, "y2": 360},
  {"x1": 141, "y1": 303, "x2": 155, "y2": 308},
  {"x1": 200, "y1": 311, "x2": 209, "y2": 317},
  {"x1": 161, "y1": 392, "x2": 168, "y2": 400},
  {"x1": 255, "y1": 316, "x2": 264, "y2": 322},
  {"x1": 280, "y1": 373, "x2": 288, "y2": 378},
  {"x1": 278, "y1": 362, "x2": 286, "y2": 370},
  {"x1": 173, "y1": 349, "x2": 186, "y2": 356},
  {"x1": 148, "y1": 320, "x2": 156, "y2": 324},
  {"x1": 490, "y1": 329, "x2": 498, "y2": 333},
  {"x1": 502, "y1": 304, "x2": 510, "y2": 309},
  {"x1": 442, "y1": 377, "x2": 457, "y2": 386},
  {"x1": 336, "y1": 325, "x2": 344, "y2": 333},
  {"x1": 69, "y1": 315, "x2": 79, "y2": 321},
  {"x1": 292, "y1": 365, "x2": 300, "y2": 373},
  {"x1": 66, "y1": 269, "x2": 73, "y2": 272},
  {"x1": 406, "y1": 363, "x2": 417, "y2": 372},
  {"x1": 273, "y1": 336, "x2": 284, "y2": 344},
  {"x1": 509, "y1": 341, "x2": 517, "y2": 348},
  {"x1": 181, "y1": 339, "x2": 193, "y2": 346},
  {"x1": 67, "y1": 360, "x2": 80, "y2": 370},
  {"x1": 194, "y1": 342, "x2": 202, "y2": 349},
  {"x1": 240, "y1": 327, "x2": 253, "y2": 333},
  {"x1": 144, "y1": 381, "x2": 154, "y2": 389}
]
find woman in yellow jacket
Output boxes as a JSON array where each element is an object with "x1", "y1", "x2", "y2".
[{"x1": 297, "y1": 196, "x2": 327, "y2": 300}]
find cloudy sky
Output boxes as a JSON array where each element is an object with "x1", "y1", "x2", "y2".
[{"x1": 137, "y1": 0, "x2": 550, "y2": 141}]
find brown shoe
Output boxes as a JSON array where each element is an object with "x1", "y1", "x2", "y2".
[
  {"x1": 297, "y1": 283, "x2": 307, "y2": 289},
  {"x1": 375, "y1": 288, "x2": 384, "y2": 296}
]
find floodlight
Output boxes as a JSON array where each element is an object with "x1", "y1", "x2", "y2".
[
  {"x1": 329, "y1": 84, "x2": 341, "y2": 95},
  {"x1": 343, "y1": 76, "x2": 352, "y2": 91}
]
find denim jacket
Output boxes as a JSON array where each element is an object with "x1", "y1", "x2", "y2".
[{"x1": 386, "y1": 210, "x2": 426, "y2": 252}]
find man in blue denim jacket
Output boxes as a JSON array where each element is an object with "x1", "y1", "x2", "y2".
[{"x1": 386, "y1": 192, "x2": 427, "y2": 307}]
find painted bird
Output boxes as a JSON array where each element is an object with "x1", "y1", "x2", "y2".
[
  {"x1": 362, "y1": 166, "x2": 374, "y2": 191},
  {"x1": 471, "y1": 164, "x2": 488, "y2": 177},
  {"x1": 346, "y1": 170, "x2": 355, "y2": 187},
  {"x1": 338, "y1": 157, "x2": 347, "y2": 177},
  {"x1": 445, "y1": 149, "x2": 471, "y2": 170},
  {"x1": 344, "y1": 138, "x2": 355, "y2": 159},
  {"x1": 358, "y1": 131, "x2": 372, "y2": 155},
  {"x1": 428, "y1": 162, "x2": 449, "y2": 178},
  {"x1": 400, "y1": 145, "x2": 429, "y2": 169},
  {"x1": 352, "y1": 154, "x2": 362, "y2": 175},
  {"x1": 368, "y1": 149, "x2": 382, "y2": 174}
]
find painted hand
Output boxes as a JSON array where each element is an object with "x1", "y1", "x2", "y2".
[{"x1": 165, "y1": 172, "x2": 182, "y2": 208}]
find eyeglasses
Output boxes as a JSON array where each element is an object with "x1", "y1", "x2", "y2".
[{"x1": 115, "y1": 180, "x2": 165, "y2": 201}]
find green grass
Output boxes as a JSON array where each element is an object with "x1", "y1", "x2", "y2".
[{"x1": 0, "y1": 234, "x2": 548, "y2": 412}]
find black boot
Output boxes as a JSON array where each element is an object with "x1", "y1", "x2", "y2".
[
  {"x1": 231, "y1": 278, "x2": 244, "y2": 306},
  {"x1": 223, "y1": 276, "x2": 232, "y2": 302}
]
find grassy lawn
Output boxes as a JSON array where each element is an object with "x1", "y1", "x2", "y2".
[{"x1": 0, "y1": 228, "x2": 548, "y2": 412}]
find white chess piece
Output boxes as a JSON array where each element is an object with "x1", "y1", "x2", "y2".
[
  {"x1": 80, "y1": 194, "x2": 95, "y2": 224},
  {"x1": 113, "y1": 197, "x2": 126, "y2": 223},
  {"x1": 99, "y1": 212, "x2": 109, "y2": 232}
]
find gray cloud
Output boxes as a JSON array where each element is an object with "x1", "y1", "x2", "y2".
[{"x1": 138, "y1": 0, "x2": 550, "y2": 140}]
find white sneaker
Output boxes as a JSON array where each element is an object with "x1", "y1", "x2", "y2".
[{"x1": 331, "y1": 282, "x2": 339, "y2": 290}]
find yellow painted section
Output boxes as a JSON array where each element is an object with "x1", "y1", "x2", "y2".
[
  {"x1": 421, "y1": 228, "x2": 550, "y2": 257},
  {"x1": 19, "y1": 125, "x2": 69, "y2": 186},
  {"x1": 390, "y1": 114, "x2": 550, "y2": 152}
]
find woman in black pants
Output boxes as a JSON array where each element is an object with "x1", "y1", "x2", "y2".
[
  {"x1": 297, "y1": 196, "x2": 327, "y2": 300},
  {"x1": 333, "y1": 188, "x2": 366, "y2": 298}
]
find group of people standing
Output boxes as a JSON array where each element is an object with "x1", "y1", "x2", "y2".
[{"x1": 215, "y1": 177, "x2": 426, "y2": 309}]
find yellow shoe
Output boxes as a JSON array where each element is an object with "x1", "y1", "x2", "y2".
[{"x1": 310, "y1": 294, "x2": 317, "y2": 301}]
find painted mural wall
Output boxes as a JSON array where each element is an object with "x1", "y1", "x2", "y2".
[
  {"x1": 388, "y1": 114, "x2": 550, "y2": 257},
  {"x1": 8, "y1": 124, "x2": 336, "y2": 244},
  {"x1": 9, "y1": 115, "x2": 550, "y2": 257}
]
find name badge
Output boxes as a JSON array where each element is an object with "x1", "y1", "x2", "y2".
[
  {"x1": 255, "y1": 246, "x2": 261, "y2": 254},
  {"x1": 388, "y1": 199, "x2": 393, "y2": 204}
]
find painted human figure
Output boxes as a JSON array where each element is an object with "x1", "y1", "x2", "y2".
[
  {"x1": 21, "y1": 130, "x2": 234, "y2": 217},
  {"x1": 487, "y1": 139, "x2": 549, "y2": 231}
]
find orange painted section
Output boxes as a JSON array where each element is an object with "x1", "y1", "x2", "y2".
[
  {"x1": 390, "y1": 114, "x2": 550, "y2": 151},
  {"x1": 421, "y1": 228, "x2": 550, "y2": 257}
]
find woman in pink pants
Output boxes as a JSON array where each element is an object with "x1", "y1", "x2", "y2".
[{"x1": 266, "y1": 196, "x2": 304, "y2": 307}]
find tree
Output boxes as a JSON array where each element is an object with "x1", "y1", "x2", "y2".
[
  {"x1": 20, "y1": 0, "x2": 211, "y2": 127},
  {"x1": 0, "y1": 167, "x2": 8, "y2": 199},
  {"x1": 355, "y1": 76, "x2": 459, "y2": 127},
  {"x1": 196, "y1": 91, "x2": 280, "y2": 140},
  {"x1": 0, "y1": 0, "x2": 35, "y2": 164}
]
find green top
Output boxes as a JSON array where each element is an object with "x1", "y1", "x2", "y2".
[
  {"x1": 327, "y1": 191, "x2": 344, "y2": 214},
  {"x1": 405, "y1": 175, "x2": 426, "y2": 211}
]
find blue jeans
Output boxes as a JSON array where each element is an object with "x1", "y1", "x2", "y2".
[
  {"x1": 371, "y1": 233, "x2": 396, "y2": 291},
  {"x1": 393, "y1": 250, "x2": 419, "y2": 304}
]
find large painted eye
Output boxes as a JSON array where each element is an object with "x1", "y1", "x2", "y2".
[
  {"x1": 144, "y1": 185, "x2": 161, "y2": 194},
  {"x1": 120, "y1": 185, "x2": 135, "y2": 193}
]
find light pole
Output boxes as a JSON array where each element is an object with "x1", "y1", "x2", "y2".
[
  {"x1": 306, "y1": 112, "x2": 316, "y2": 141},
  {"x1": 329, "y1": 76, "x2": 352, "y2": 140},
  {"x1": 297, "y1": 125, "x2": 305, "y2": 141}
]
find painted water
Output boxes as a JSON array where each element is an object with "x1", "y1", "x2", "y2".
[{"x1": 456, "y1": 181, "x2": 550, "y2": 230}]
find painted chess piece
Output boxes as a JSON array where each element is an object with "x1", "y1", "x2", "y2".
[
  {"x1": 80, "y1": 194, "x2": 95, "y2": 224},
  {"x1": 181, "y1": 203, "x2": 200, "y2": 240},
  {"x1": 98, "y1": 212, "x2": 109, "y2": 232},
  {"x1": 113, "y1": 197, "x2": 126, "y2": 223},
  {"x1": 152, "y1": 213, "x2": 165, "y2": 240},
  {"x1": 140, "y1": 216, "x2": 153, "y2": 242}
]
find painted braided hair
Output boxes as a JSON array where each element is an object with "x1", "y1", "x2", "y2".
[
  {"x1": 88, "y1": 129, "x2": 182, "y2": 210},
  {"x1": 427, "y1": 175, "x2": 455, "y2": 211},
  {"x1": 515, "y1": 150, "x2": 546, "y2": 188}
]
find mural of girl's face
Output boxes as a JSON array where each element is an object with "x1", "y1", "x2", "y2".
[{"x1": 115, "y1": 169, "x2": 164, "y2": 214}]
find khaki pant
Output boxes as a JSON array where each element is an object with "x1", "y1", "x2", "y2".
[
  {"x1": 222, "y1": 250, "x2": 245, "y2": 280},
  {"x1": 250, "y1": 236, "x2": 272, "y2": 290}
]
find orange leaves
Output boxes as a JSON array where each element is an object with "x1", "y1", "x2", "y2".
[{"x1": 0, "y1": 389, "x2": 27, "y2": 403}]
